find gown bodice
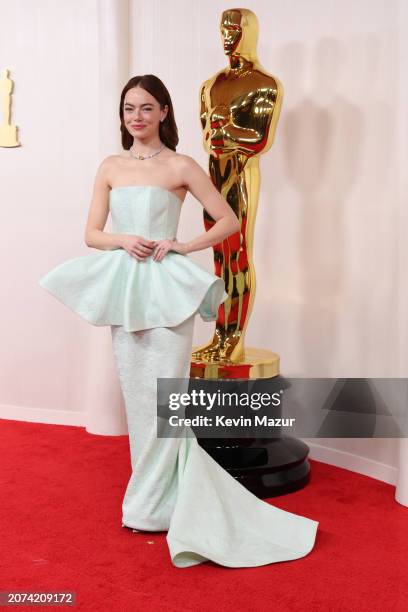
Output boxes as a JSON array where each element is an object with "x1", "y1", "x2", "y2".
[
  {"x1": 109, "y1": 185, "x2": 183, "y2": 240},
  {"x1": 39, "y1": 185, "x2": 229, "y2": 332}
]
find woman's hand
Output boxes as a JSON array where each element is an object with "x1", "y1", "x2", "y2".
[
  {"x1": 121, "y1": 235, "x2": 157, "y2": 261},
  {"x1": 152, "y1": 238, "x2": 189, "y2": 262}
]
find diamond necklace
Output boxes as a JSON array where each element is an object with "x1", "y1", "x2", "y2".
[{"x1": 130, "y1": 142, "x2": 166, "y2": 161}]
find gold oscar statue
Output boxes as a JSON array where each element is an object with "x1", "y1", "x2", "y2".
[
  {"x1": 191, "y1": 8, "x2": 283, "y2": 379},
  {"x1": 0, "y1": 68, "x2": 20, "y2": 148},
  {"x1": 190, "y1": 11, "x2": 311, "y2": 498}
]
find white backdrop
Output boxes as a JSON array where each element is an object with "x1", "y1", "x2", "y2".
[{"x1": 0, "y1": 0, "x2": 406, "y2": 504}]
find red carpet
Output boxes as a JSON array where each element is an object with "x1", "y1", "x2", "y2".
[{"x1": 1, "y1": 418, "x2": 407, "y2": 611}]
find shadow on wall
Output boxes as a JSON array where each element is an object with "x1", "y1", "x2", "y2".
[{"x1": 272, "y1": 34, "x2": 397, "y2": 375}]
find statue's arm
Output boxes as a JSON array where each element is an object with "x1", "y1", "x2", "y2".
[
  {"x1": 221, "y1": 81, "x2": 283, "y2": 154},
  {"x1": 199, "y1": 80, "x2": 209, "y2": 129}
]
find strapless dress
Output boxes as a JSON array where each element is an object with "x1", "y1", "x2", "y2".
[
  {"x1": 38, "y1": 185, "x2": 228, "y2": 331},
  {"x1": 39, "y1": 184, "x2": 319, "y2": 569}
]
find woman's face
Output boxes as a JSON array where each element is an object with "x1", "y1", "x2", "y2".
[{"x1": 123, "y1": 86, "x2": 168, "y2": 142}]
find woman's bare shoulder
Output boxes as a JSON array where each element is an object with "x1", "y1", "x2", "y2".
[
  {"x1": 103, "y1": 154, "x2": 127, "y2": 165},
  {"x1": 172, "y1": 152, "x2": 199, "y2": 171},
  {"x1": 96, "y1": 154, "x2": 122, "y2": 169},
  {"x1": 167, "y1": 153, "x2": 201, "y2": 187},
  {"x1": 173, "y1": 152, "x2": 194, "y2": 162}
]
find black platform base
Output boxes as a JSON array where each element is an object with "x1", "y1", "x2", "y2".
[{"x1": 197, "y1": 436, "x2": 311, "y2": 499}]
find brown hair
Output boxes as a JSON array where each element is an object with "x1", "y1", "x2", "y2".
[{"x1": 119, "y1": 74, "x2": 179, "y2": 151}]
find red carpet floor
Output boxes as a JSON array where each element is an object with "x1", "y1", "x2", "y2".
[{"x1": 1, "y1": 418, "x2": 407, "y2": 612}]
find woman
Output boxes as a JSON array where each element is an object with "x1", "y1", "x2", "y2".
[{"x1": 39, "y1": 74, "x2": 318, "y2": 568}]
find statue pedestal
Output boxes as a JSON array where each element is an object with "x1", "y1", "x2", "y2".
[
  {"x1": 0, "y1": 124, "x2": 20, "y2": 147},
  {"x1": 198, "y1": 434, "x2": 311, "y2": 498},
  {"x1": 190, "y1": 348, "x2": 311, "y2": 499},
  {"x1": 191, "y1": 347, "x2": 280, "y2": 379}
]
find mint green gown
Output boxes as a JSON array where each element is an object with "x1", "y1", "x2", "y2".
[{"x1": 39, "y1": 185, "x2": 319, "y2": 568}]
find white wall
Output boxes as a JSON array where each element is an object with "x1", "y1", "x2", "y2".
[
  {"x1": 0, "y1": 0, "x2": 406, "y2": 484},
  {"x1": 0, "y1": 0, "x2": 99, "y2": 423}
]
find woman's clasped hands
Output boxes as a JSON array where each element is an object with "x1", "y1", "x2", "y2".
[{"x1": 121, "y1": 235, "x2": 188, "y2": 262}]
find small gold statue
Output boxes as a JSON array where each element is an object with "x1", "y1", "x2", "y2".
[
  {"x1": 0, "y1": 68, "x2": 20, "y2": 147},
  {"x1": 194, "y1": 8, "x2": 283, "y2": 365}
]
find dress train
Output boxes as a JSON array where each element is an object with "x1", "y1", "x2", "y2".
[{"x1": 110, "y1": 315, "x2": 318, "y2": 569}]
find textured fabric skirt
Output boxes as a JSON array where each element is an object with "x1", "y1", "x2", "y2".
[{"x1": 110, "y1": 315, "x2": 319, "y2": 569}]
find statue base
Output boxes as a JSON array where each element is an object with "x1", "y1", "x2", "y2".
[
  {"x1": 189, "y1": 350, "x2": 311, "y2": 498},
  {"x1": 197, "y1": 435, "x2": 311, "y2": 498},
  {"x1": 0, "y1": 124, "x2": 20, "y2": 147},
  {"x1": 190, "y1": 346, "x2": 280, "y2": 379}
]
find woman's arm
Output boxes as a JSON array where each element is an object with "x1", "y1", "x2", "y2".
[
  {"x1": 179, "y1": 155, "x2": 240, "y2": 255},
  {"x1": 84, "y1": 157, "x2": 126, "y2": 250}
]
